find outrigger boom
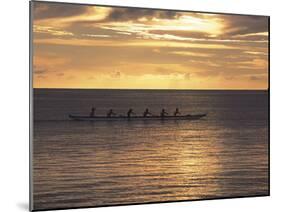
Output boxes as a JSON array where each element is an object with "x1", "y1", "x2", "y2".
[{"x1": 69, "y1": 114, "x2": 207, "y2": 121}]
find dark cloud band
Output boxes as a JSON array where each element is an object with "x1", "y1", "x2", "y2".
[{"x1": 33, "y1": 2, "x2": 88, "y2": 20}]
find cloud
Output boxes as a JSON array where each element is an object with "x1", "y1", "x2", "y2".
[
  {"x1": 34, "y1": 37, "x2": 244, "y2": 50},
  {"x1": 154, "y1": 67, "x2": 185, "y2": 76},
  {"x1": 155, "y1": 67, "x2": 173, "y2": 75},
  {"x1": 32, "y1": 2, "x2": 268, "y2": 89},
  {"x1": 222, "y1": 15, "x2": 268, "y2": 36},
  {"x1": 250, "y1": 75, "x2": 267, "y2": 81},
  {"x1": 33, "y1": 2, "x2": 268, "y2": 48},
  {"x1": 195, "y1": 70, "x2": 220, "y2": 78},
  {"x1": 34, "y1": 25, "x2": 74, "y2": 36},
  {"x1": 153, "y1": 67, "x2": 191, "y2": 81},
  {"x1": 184, "y1": 73, "x2": 191, "y2": 80},
  {"x1": 33, "y1": 2, "x2": 88, "y2": 20},
  {"x1": 82, "y1": 33, "x2": 111, "y2": 38},
  {"x1": 56, "y1": 73, "x2": 64, "y2": 77},
  {"x1": 36, "y1": 75, "x2": 46, "y2": 79},
  {"x1": 105, "y1": 8, "x2": 180, "y2": 22},
  {"x1": 111, "y1": 71, "x2": 121, "y2": 78},
  {"x1": 88, "y1": 76, "x2": 95, "y2": 80},
  {"x1": 34, "y1": 66, "x2": 48, "y2": 79},
  {"x1": 171, "y1": 51, "x2": 212, "y2": 58},
  {"x1": 232, "y1": 32, "x2": 268, "y2": 41},
  {"x1": 149, "y1": 30, "x2": 210, "y2": 39},
  {"x1": 224, "y1": 76, "x2": 235, "y2": 80},
  {"x1": 244, "y1": 51, "x2": 267, "y2": 56},
  {"x1": 67, "y1": 75, "x2": 75, "y2": 80},
  {"x1": 34, "y1": 66, "x2": 47, "y2": 75}
]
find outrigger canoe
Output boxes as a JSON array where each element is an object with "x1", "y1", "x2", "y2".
[{"x1": 69, "y1": 113, "x2": 207, "y2": 121}]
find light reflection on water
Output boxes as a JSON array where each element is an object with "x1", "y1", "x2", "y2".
[{"x1": 32, "y1": 90, "x2": 268, "y2": 210}]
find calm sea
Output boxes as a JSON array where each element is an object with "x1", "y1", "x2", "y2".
[{"x1": 32, "y1": 89, "x2": 269, "y2": 210}]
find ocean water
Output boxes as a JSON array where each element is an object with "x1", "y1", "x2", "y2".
[{"x1": 32, "y1": 89, "x2": 269, "y2": 210}]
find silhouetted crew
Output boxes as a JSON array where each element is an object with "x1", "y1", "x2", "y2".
[
  {"x1": 127, "y1": 108, "x2": 135, "y2": 118},
  {"x1": 143, "y1": 108, "x2": 152, "y2": 117},
  {"x1": 160, "y1": 109, "x2": 168, "y2": 117},
  {"x1": 174, "y1": 108, "x2": 181, "y2": 116},
  {"x1": 90, "y1": 107, "x2": 96, "y2": 117},
  {"x1": 107, "y1": 109, "x2": 116, "y2": 117}
]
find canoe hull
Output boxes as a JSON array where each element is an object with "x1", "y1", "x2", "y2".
[{"x1": 69, "y1": 114, "x2": 207, "y2": 121}]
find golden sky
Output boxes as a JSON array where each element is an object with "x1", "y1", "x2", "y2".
[{"x1": 32, "y1": 2, "x2": 269, "y2": 89}]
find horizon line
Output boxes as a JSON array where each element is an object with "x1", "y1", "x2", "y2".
[{"x1": 33, "y1": 87, "x2": 269, "y2": 91}]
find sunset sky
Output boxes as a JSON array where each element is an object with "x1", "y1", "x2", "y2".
[{"x1": 32, "y1": 1, "x2": 269, "y2": 89}]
